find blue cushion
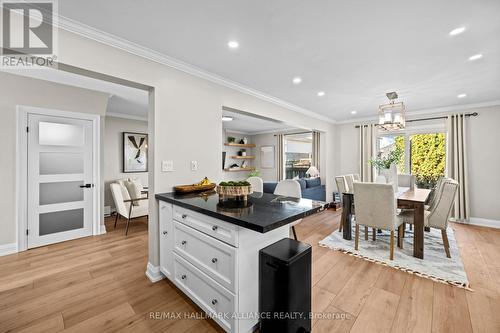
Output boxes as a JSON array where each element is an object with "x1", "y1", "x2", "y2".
[
  {"x1": 296, "y1": 179, "x2": 307, "y2": 191},
  {"x1": 305, "y1": 177, "x2": 321, "y2": 188},
  {"x1": 263, "y1": 182, "x2": 278, "y2": 194}
]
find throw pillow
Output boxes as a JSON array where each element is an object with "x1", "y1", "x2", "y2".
[{"x1": 125, "y1": 178, "x2": 143, "y2": 206}]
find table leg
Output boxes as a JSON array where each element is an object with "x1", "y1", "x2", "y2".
[
  {"x1": 413, "y1": 203, "x2": 424, "y2": 259},
  {"x1": 342, "y1": 194, "x2": 352, "y2": 240}
]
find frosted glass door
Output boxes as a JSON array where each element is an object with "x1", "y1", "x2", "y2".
[{"x1": 27, "y1": 113, "x2": 94, "y2": 248}]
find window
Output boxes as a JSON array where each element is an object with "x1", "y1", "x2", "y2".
[
  {"x1": 284, "y1": 133, "x2": 312, "y2": 179},
  {"x1": 377, "y1": 131, "x2": 446, "y2": 188}
]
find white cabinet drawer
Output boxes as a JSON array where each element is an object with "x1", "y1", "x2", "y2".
[
  {"x1": 174, "y1": 221, "x2": 236, "y2": 292},
  {"x1": 174, "y1": 253, "x2": 235, "y2": 333},
  {"x1": 173, "y1": 206, "x2": 238, "y2": 247}
]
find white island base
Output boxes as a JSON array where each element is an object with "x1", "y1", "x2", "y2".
[{"x1": 158, "y1": 201, "x2": 291, "y2": 333}]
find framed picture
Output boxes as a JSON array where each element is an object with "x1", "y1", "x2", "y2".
[
  {"x1": 260, "y1": 145, "x2": 275, "y2": 169},
  {"x1": 123, "y1": 132, "x2": 148, "y2": 173}
]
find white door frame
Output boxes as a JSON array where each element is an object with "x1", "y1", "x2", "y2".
[{"x1": 16, "y1": 105, "x2": 101, "y2": 252}]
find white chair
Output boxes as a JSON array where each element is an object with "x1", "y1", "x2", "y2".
[
  {"x1": 375, "y1": 175, "x2": 387, "y2": 184},
  {"x1": 352, "y1": 174, "x2": 361, "y2": 181},
  {"x1": 110, "y1": 182, "x2": 148, "y2": 235},
  {"x1": 345, "y1": 174, "x2": 355, "y2": 192},
  {"x1": 247, "y1": 176, "x2": 263, "y2": 193},
  {"x1": 397, "y1": 174, "x2": 416, "y2": 189},
  {"x1": 335, "y1": 176, "x2": 349, "y2": 232},
  {"x1": 425, "y1": 176, "x2": 445, "y2": 211},
  {"x1": 274, "y1": 180, "x2": 302, "y2": 240},
  {"x1": 353, "y1": 182, "x2": 405, "y2": 260},
  {"x1": 400, "y1": 179, "x2": 458, "y2": 258}
]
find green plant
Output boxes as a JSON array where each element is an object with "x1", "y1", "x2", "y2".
[
  {"x1": 248, "y1": 169, "x2": 261, "y2": 178},
  {"x1": 369, "y1": 148, "x2": 403, "y2": 170},
  {"x1": 219, "y1": 181, "x2": 251, "y2": 186},
  {"x1": 227, "y1": 136, "x2": 236, "y2": 143}
]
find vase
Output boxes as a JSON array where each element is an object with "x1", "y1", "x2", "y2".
[{"x1": 378, "y1": 164, "x2": 398, "y2": 192}]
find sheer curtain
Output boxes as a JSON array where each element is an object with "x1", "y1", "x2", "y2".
[
  {"x1": 276, "y1": 134, "x2": 284, "y2": 180},
  {"x1": 358, "y1": 124, "x2": 377, "y2": 182},
  {"x1": 446, "y1": 114, "x2": 470, "y2": 221},
  {"x1": 311, "y1": 131, "x2": 321, "y2": 171}
]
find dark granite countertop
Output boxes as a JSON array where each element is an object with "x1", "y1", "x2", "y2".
[{"x1": 155, "y1": 191, "x2": 328, "y2": 233}]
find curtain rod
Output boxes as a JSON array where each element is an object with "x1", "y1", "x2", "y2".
[
  {"x1": 273, "y1": 131, "x2": 314, "y2": 137},
  {"x1": 354, "y1": 112, "x2": 478, "y2": 128}
]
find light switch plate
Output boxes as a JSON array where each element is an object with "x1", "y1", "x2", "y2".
[
  {"x1": 162, "y1": 160, "x2": 174, "y2": 172},
  {"x1": 191, "y1": 160, "x2": 198, "y2": 171}
]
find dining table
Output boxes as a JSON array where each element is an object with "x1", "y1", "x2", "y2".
[{"x1": 341, "y1": 187, "x2": 432, "y2": 259}]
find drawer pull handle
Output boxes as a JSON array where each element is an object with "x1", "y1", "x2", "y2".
[
  {"x1": 212, "y1": 225, "x2": 218, "y2": 231},
  {"x1": 211, "y1": 299, "x2": 218, "y2": 305},
  {"x1": 182, "y1": 214, "x2": 187, "y2": 219},
  {"x1": 211, "y1": 258, "x2": 218, "y2": 263},
  {"x1": 181, "y1": 274, "x2": 186, "y2": 280},
  {"x1": 181, "y1": 240, "x2": 187, "y2": 245},
  {"x1": 162, "y1": 231, "x2": 168, "y2": 235}
]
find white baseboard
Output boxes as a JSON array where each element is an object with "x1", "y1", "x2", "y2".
[
  {"x1": 0, "y1": 243, "x2": 18, "y2": 257},
  {"x1": 99, "y1": 224, "x2": 107, "y2": 235},
  {"x1": 455, "y1": 217, "x2": 500, "y2": 229},
  {"x1": 145, "y1": 262, "x2": 165, "y2": 283}
]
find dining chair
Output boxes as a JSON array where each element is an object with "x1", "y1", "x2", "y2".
[
  {"x1": 335, "y1": 176, "x2": 349, "y2": 232},
  {"x1": 375, "y1": 175, "x2": 387, "y2": 184},
  {"x1": 247, "y1": 176, "x2": 263, "y2": 193},
  {"x1": 353, "y1": 182, "x2": 405, "y2": 260},
  {"x1": 397, "y1": 174, "x2": 415, "y2": 189},
  {"x1": 400, "y1": 179, "x2": 458, "y2": 258},
  {"x1": 425, "y1": 176, "x2": 445, "y2": 211},
  {"x1": 110, "y1": 182, "x2": 149, "y2": 235},
  {"x1": 274, "y1": 180, "x2": 302, "y2": 240},
  {"x1": 353, "y1": 174, "x2": 361, "y2": 181},
  {"x1": 345, "y1": 174, "x2": 355, "y2": 193}
]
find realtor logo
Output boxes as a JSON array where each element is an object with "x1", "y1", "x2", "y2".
[{"x1": 1, "y1": 0, "x2": 58, "y2": 68}]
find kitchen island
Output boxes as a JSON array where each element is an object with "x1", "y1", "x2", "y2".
[{"x1": 155, "y1": 191, "x2": 326, "y2": 333}]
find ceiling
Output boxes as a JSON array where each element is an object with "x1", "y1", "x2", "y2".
[
  {"x1": 58, "y1": 0, "x2": 500, "y2": 121},
  {"x1": 5, "y1": 68, "x2": 149, "y2": 119},
  {"x1": 222, "y1": 109, "x2": 295, "y2": 134}
]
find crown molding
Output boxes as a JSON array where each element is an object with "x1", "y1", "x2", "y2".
[
  {"x1": 55, "y1": 15, "x2": 335, "y2": 124},
  {"x1": 106, "y1": 112, "x2": 148, "y2": 122},
  {"x1": 335, "y1": 100, "x2": 500, "y2": 125}
]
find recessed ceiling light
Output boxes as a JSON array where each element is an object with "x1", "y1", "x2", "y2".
[
  {"x1": 351, "y1": 110, "x2": 357, "y2": 115},
  {"x1": 227, "y1": 40, "x2": 239, "y2": 49},
  {"x1": 449, "y1": 26, "x2": 466, "y2": 36},
  {"x1": 468, "y1": 54, "x2": 483, "y2": 61},
  {"x1": 457, "y1": 93, "x2": 467, "y2": 98},
  {"x1": 222, "y1": 116, "x2": 233, "y2": 121},
  {"x1": 317, "y1": 91, "x2": 325, "y2": 97},
  {"x1": 292, "y1": 77, "x2": 302, "y2": 85}
]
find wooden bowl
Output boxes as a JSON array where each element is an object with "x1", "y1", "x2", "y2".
[{"x1": 174, "y1": 183, "x2": 216, "y2": 194}]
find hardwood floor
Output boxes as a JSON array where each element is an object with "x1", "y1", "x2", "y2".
[{"x1": 1, "y1": 210, "x2": 500, "y2": 332}]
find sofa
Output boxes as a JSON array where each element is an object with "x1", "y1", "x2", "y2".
[{"x1": 263, "y1": 178, "x2": 326, "y2": 201}]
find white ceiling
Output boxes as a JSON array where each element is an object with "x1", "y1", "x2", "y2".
[
  {"x1": 222, "y1": 109, "x2": 295, "y2": 134},
  {"x1": 5, "y1": 68, "x2": 149, "y2": 119},
  {"x1": 58, "y1": 0, "x2": 500, "y2": 121}
]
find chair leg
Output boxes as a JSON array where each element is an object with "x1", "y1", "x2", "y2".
[
  {"x1": 390, "y1": 230, "x2": 395, "y2": 260},
  {"x1": 409, "y1": 223, "x2": 412, "y2": 231},
  {"x1": 355, "y1": 224, "x2": 360, "y2": 250},
  {"x1": 397, "y1": 225, "x2": 404, "y2": 249},
  {"x1": 292, "y1": 226, "x2": 298, "y2": 240},
  {"x1": 402, "y1": 223, "x2": 405, "y2": 238},
  {"x1": 125, "y1": 218, "x2": 131, "y2": 236},
  {"x1": 372, "y1": 228, "x2": 376, "y2": 241},
  {"x1": 338, "y1": 219, "x2": 343, "y2": 232},
  {"x1": 364, "y1": 226, "x2": 368, "y2": 240},
  {"x1": 114, "y1": 213, "x2": 119, "y2": 229},
  {"x1": 441, "y1": 229, "x2": 451, "y2": 258}
]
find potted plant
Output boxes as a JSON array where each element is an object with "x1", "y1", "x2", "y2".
[
  {"x1": 238, "y1": 149, "x2": 246, "y2": 156},
  {"x1": 227, "y1": 136, "x2": 236, "y2": 143},
  {"x1": 369, "y1": 149, "x2": 402, "y2": 190}
]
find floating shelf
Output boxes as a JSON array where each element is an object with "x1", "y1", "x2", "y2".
[
  {"x1": 224, "y1": 143, "x2": 256, "y2": 148},
  {"x1": 224, "y1": 167, "x2": 255, "y2": 172},
  {"x1": 230, "y1": 156, "x2": 255, "y2": 159}
]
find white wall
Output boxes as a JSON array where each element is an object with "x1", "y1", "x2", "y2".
[
  {"x1": 103, "y1": 116, "x2": 148, "y2": 209},
  {"x1": 0, "y1": 71, "x2": 109, "y2": 246},
  {"x1": 334, "y1": 105, "x2": 500, "y2": 224},
  {"x1": 253, "y1": 133, "x2": 278, "y2": 182}
]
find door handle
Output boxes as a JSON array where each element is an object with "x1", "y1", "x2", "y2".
[{"x1": 79, "y1": 184, "x2": 94, "y2": 188}]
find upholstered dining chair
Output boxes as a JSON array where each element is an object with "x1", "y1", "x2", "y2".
[
  {"x1": 352, "y1": 174, "x2": 361, "y2": 181},
  {"x1": 353, "y1": 182, "x2": 405, "y2": 260},
  {"x1": 400, "y1": 178, "x2": 458, "y2": 258},
  {"x1": 247, "y1": 176, "x2": 263, "y2": 193},
  {"x1": 335, "y1": 176, "x2": 349, "y2": 232},
  {"x1": 345, "y1": 174, "x2": 355, "y2": 193},
  {"x1": 397, "y1": 174, "x2": 416, "y2": 189},
  {"x1": 425, "y1": 176, "x2": 445, "y2": 211},
  {"x1": 274, "y1": 180, "x2": 302, "y2": 240},
  {"x1": 110, "y1": 182, "x2": 148, "y2": 235}
]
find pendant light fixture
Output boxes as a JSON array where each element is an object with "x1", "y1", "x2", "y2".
[{"x1": 378, "y1": 91, "x2": 406, "y2": 131}]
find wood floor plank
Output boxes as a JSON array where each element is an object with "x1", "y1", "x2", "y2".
[
  {"x1": 432, "y1": 282, "x2": 473, "y2": 333},
  {"x1": 375, "y1": 266, "x2": 408, "y2": 296},
  {"x1": 13, "y1": 313, "x2": 65, "y2": 333},
  {"x1": 62, "y1": 302, "x2": 136, "y2": 333},
  {"x1": 465, "y1": 290, "x2": 500, "y2": 333},
  {"x1": 313, "y1": 304, "x2": 356, "y2": 333},
  {"x1": 312, "y1": 286, "x2": 336, "y2": 325},
  {"x1": 350, "y1": 288, "x2": 400, "y2": 333}
]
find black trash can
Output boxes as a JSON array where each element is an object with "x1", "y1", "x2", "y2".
[{"x1": 259, "y1": 238, "x2": 312, "y2": 333}]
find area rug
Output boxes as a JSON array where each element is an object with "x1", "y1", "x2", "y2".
[{"x1": 319, "y1": 225, "x2": 470, "y2": 289}]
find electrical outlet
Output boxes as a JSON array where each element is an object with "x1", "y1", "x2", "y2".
[
  {"x1": 162, "y1": 160, "x2": 174, "y2": 172},
  {"x1": 191, "y1": 160, "x2": 198, "y2": 171}
]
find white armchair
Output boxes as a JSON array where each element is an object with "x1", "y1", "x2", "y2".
[
  {"x1": 247, "y1": 176, "x2": 263, "y2": 193},
  {"x1": 110, "y1": 181, "x2": 148, "y2": 235},
  {"x1": 397, "y1": 174, "x2": 416, "y2": 189},
  {"x1": 353, "y1": 182, "x2": 405, "y2": 260},
  {"x1": 274, "y1": 180, "x2": 302, "y2": 240}
]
